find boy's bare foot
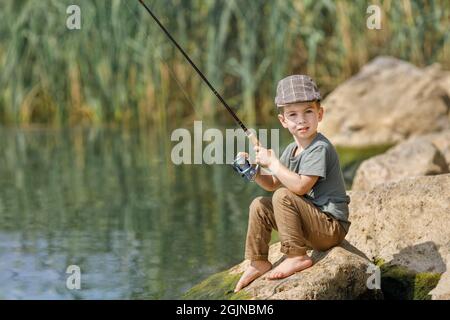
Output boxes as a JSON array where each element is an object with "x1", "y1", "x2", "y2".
[
  {"x1": 267, "y1": 255, "x2": 313, "y2": 280},
  {"x1": 234, "y1": 260, "x2": 272, "y2": 292}
]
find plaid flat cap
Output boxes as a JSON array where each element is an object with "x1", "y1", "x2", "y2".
[{"x1": 275, "y1": 75, "x2": 321, "y2": 107}]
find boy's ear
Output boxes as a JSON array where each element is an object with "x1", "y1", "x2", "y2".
[
  {"x1": 278, "y1": 114, "x2": 288, "y2": 128},
  {"x1": 318, "y1": 106, "x2": 324, "y2": 122}
]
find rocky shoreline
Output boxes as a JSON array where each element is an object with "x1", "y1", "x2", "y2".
[{"x1": 184, "y1": 57, "x2": 450, "y2": 300}]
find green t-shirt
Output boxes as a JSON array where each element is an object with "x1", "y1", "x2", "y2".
[{"x1": 279, "y1": 132, "x2": 351, "y2": 233}]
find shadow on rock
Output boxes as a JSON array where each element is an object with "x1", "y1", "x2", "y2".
[{"x1": 378, "y1": 241, "x2": 444, "y2": 300}]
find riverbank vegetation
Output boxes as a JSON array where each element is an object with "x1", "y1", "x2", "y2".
[{"x1": 1, "y1": 0, "x2": 449, "y2": 128}]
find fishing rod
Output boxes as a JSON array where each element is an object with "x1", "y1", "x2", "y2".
[
  {"x1": 139, "y1": 0, "x2": 259, "y2": 146},
  {"x1": 137, "y1": 0, "x2": 260, "y2": 181}
]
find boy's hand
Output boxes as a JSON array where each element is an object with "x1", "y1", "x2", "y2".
[
  {"x1": 237, "y1": 151, "x2": 249, "y2": 159},
  {"x1": 236, "y1": 152, "x2": 249, "y2": 165},
  {"x1": 254, "y1": 146, "x2": 279, "y2": 171}
]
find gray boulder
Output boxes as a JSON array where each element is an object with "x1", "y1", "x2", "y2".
[
  {"x1": 319, "y1": 56, "x2": 450, "y2": 147},
  {"x1": 346, "y1": 174, "x2": 450, "y2": 299},
  {"x1": 184, "y1": 241, "x2": 379, "y2": 300},
  {"x1": 352, "y1": 132, "x2": 449, "y2": 191}
]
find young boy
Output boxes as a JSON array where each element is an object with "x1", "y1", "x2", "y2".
[{"x1": 234, "y1": 75, "x2": 350, "y2": 292}]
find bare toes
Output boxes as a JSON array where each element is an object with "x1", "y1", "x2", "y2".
[{"x1": 268, "y1": 272, "x2": 281, "y2": 279}]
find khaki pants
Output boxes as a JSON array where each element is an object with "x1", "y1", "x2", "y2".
[{"x1": 245, "y1": 187, "x2": 347, "y2": 260}]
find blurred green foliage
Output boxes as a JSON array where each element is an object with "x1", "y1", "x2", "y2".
[{"x1": 0, "y1": 0, "x2": 449, "y2": 128}]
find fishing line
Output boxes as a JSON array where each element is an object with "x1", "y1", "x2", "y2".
[
  {"x1": 129, "y1": 0, "x2": 260, "y2": 181},
  {"x1": 136, "y1": 0, "x2": 260, "y2": 148},
  {"x1": 123, "y1": 0, "x2": 199, "y2": 117}
]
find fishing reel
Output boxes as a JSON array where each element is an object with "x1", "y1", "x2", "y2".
[{"x1": 232, "y1": 153, "x2": 260, "y2": 182}]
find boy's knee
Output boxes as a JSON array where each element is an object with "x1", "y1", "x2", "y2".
[
  {"x1": 249, "y1": 196, "x2": 273, "y2": 221},
  {"x1": 249, "y1": 196, "x2": 270, "y2": 213},
  {"x1": 250, "y1": 196, "x2": 264, "y2": 209},
  {"x1": 272, "y1": 187, "x2": 294, "y2": 206}
]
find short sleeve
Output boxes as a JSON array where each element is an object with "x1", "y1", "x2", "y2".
[
  {"x1": 279, "y1": 144, "x2": 292, "y2": 167},
  {"x1": 299, "y1": 146, "x2": 327, "y2": 178}
]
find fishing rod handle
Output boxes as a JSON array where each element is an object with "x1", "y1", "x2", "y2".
[{"x1": 246, "y1": 131, "x2": 260, "y2": 147}]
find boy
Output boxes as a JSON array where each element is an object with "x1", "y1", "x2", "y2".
[{"x1": 234, "y1": 75, "x2": 350, "y2": 292}]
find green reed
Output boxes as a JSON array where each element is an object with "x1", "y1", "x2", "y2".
[{"x1": 0, "y1": 0, "x2": 449, "y2": 128}]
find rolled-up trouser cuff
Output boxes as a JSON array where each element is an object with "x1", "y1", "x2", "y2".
[
  {"x1": 244, "y1": 253, "x2": 269, "y2": 261},
  {"x1": 280, "y1": 241, "x2": 307, "y2": 256}
]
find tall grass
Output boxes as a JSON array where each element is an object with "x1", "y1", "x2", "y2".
[{"x1": 0, "y1": 0, "x2": 449, "y2": 128}]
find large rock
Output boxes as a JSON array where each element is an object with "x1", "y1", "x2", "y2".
[
  {"x1": 319, "y1": 56, "x2": 450, "y2": 147},
  {"x1": 352, "y1": 132, "x2": 449, "y2": 191},
  {"x1": 430, "y1": 258, "x2": 450, "y2": 300},
  {"x1": 185, "y1": 176, "x2": 449, "y2": 300},
  {"x1": 184, "y1": 241, "x2": 378, "y2": 300},
  {"x1": 346, "y1": 174, "x2": 450, "y2": 299},
  {"x1": 420, "y1": 130, "x2": 450, "y2": 169}
]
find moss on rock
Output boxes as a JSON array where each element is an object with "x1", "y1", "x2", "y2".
[
  {"x1": 336, "y1": 144, "x2": 393, "y2": 187},
  {"x1": 336, "y1": 144, "x2": 393, "y2": 168},
  {"x1": 182, "y1": 257, "x2": 441, "y2": 300},
  {"x1": 376, "y1": 260, "x2": 441, "y2": 300},
  {"x1": 413, "y1": 272, "x2": 442, "y2": 300},
  {"x1": 182, "y1": 271, "x2": 252, "y2": 300}
]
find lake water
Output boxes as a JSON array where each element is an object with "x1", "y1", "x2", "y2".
[
  {"x1": 0, "y1": 126, "x2": 274, "y2": 299},
  {"x1": 0, "y1": 126, "x2": 364, "y2": 299}
]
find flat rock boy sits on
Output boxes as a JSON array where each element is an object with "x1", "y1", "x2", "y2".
[{"x1": 234, "y1": 75, "x2": 351, "y2": 292}]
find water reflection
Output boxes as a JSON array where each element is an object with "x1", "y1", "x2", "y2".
[
  {"x1": 0, "y1": 127, "x2": 266, "y2": 299},
  {"x1": 0, "y1": 124, "x2": 369, "y2": 299}
]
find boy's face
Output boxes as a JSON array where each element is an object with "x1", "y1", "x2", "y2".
[{"x1": 277, "y1": 102, "x2": 323, "y2": 140}]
